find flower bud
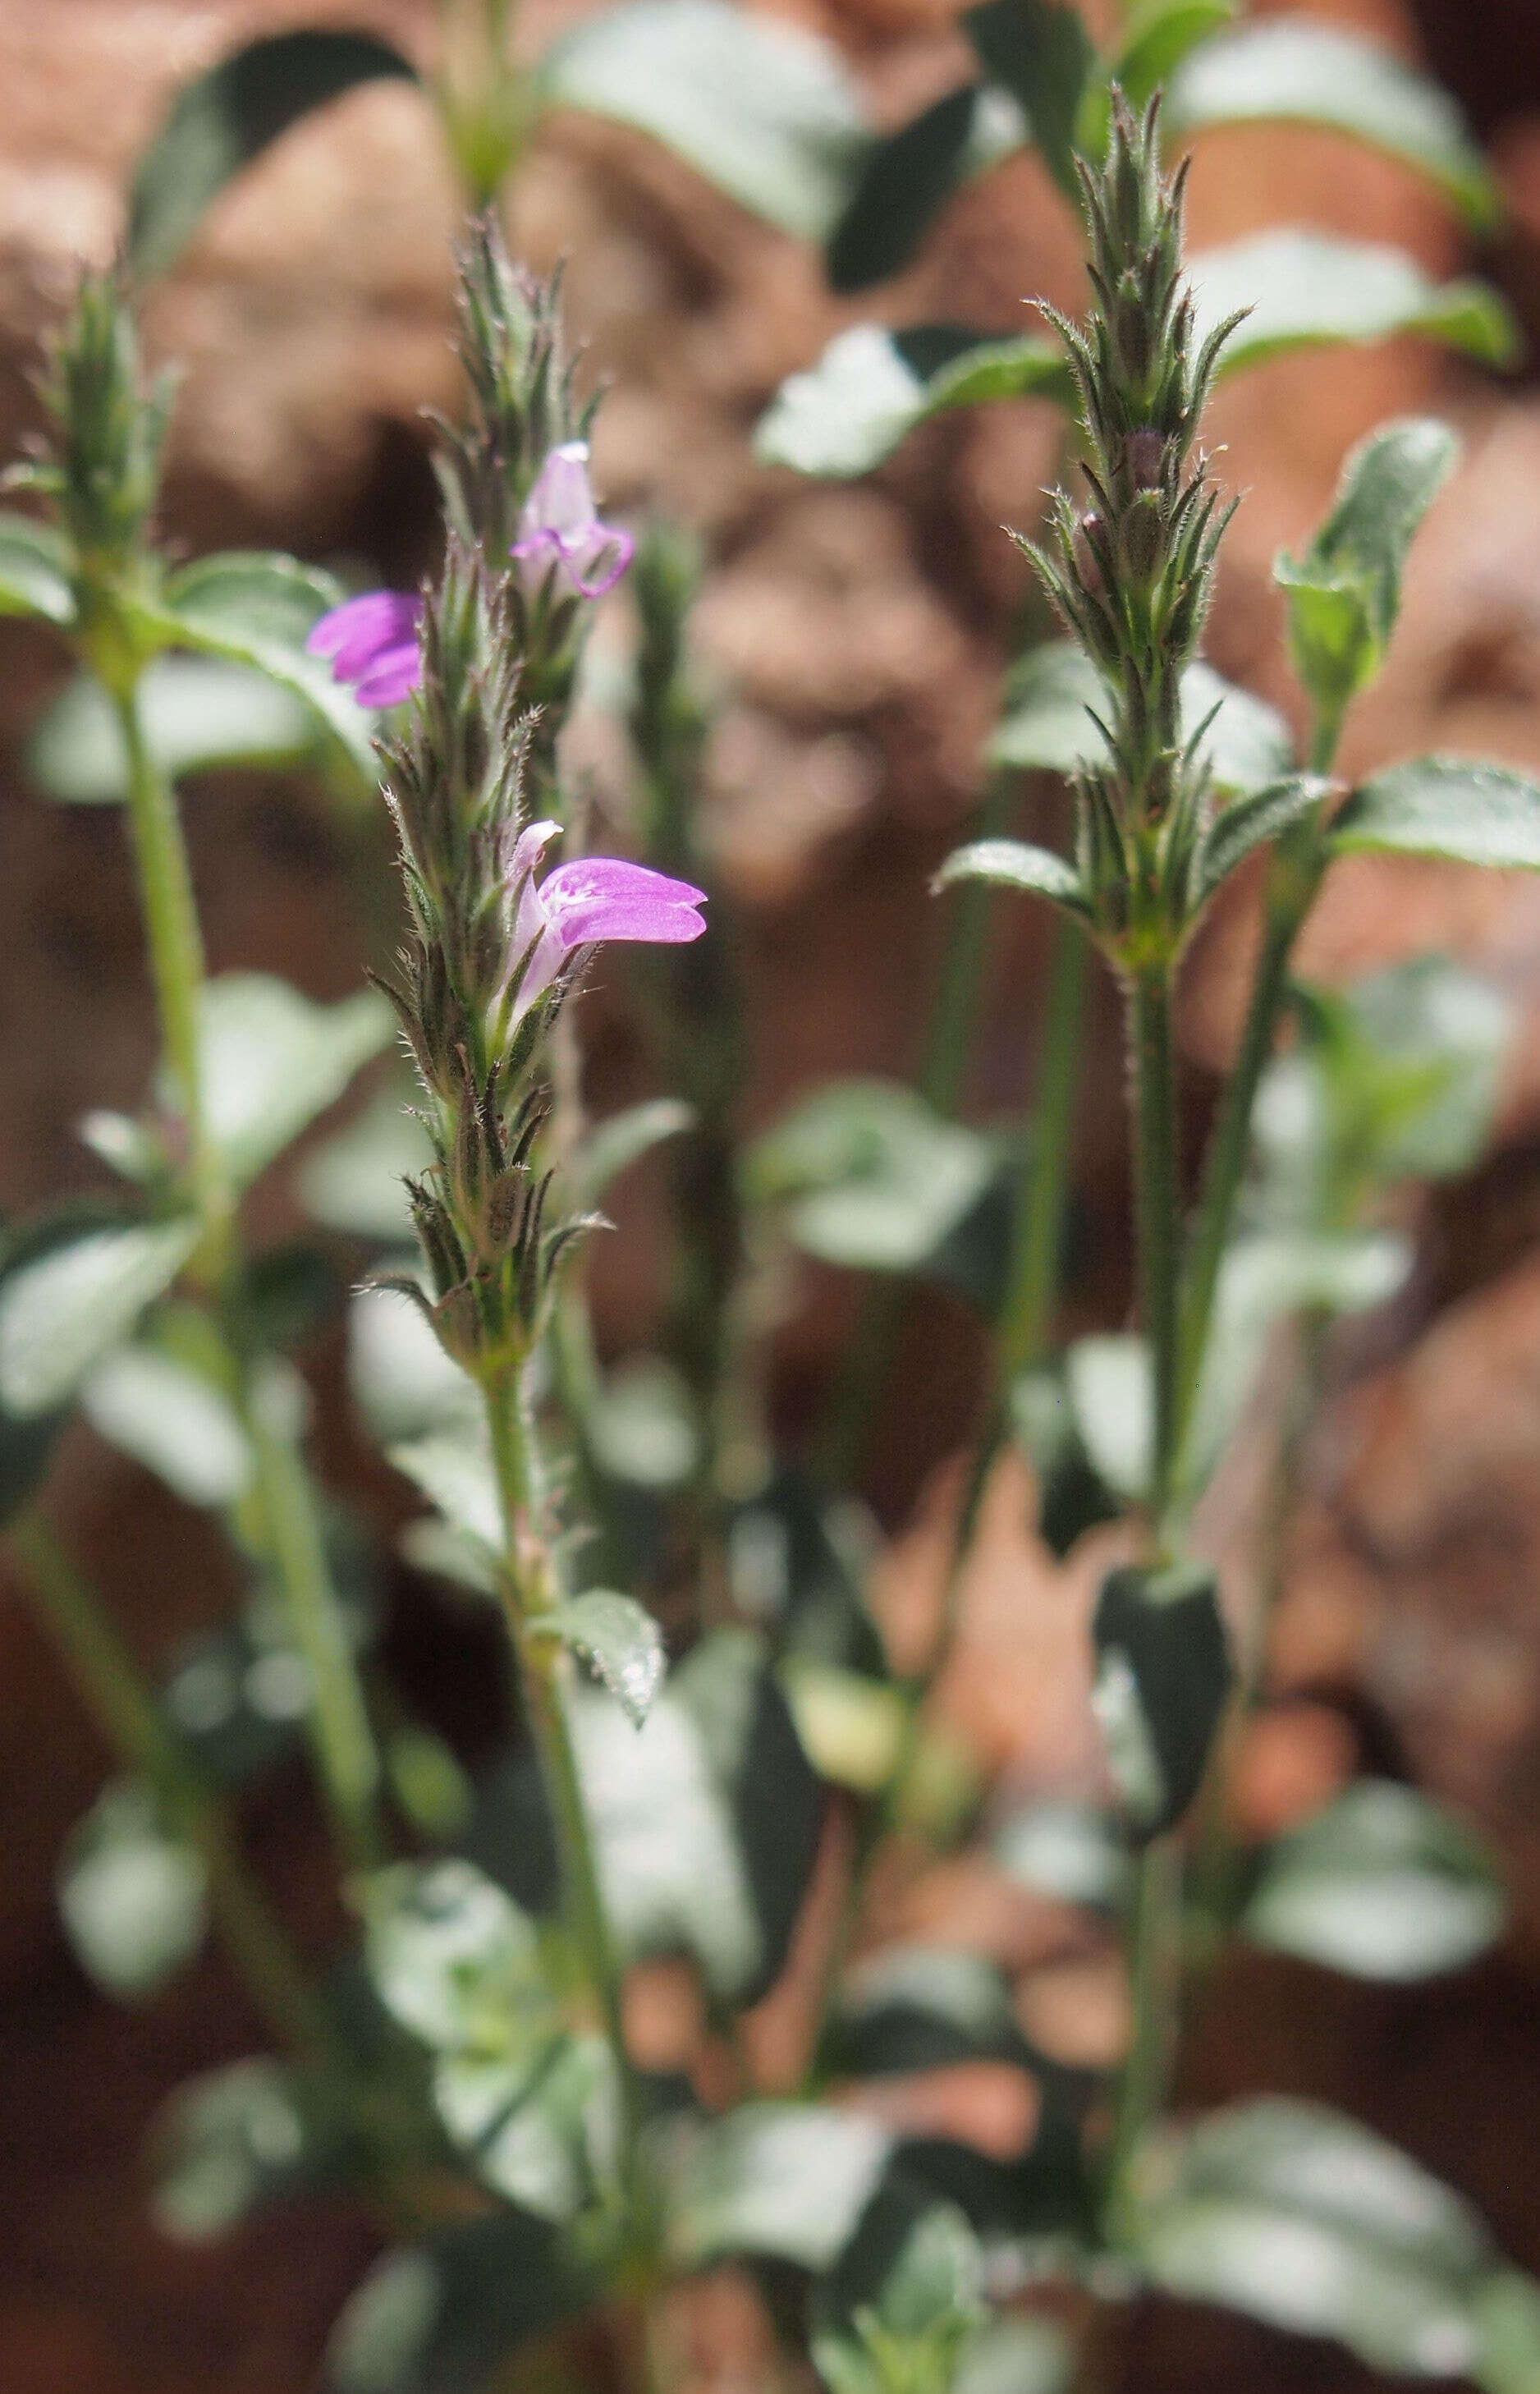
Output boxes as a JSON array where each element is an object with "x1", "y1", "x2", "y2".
[
  {"x1": 1073, "y1": 511, "x2": 1107, "y2": 596},
  {"x1": 1125, "y1": 429, "x2": 1166, "y2": 492},
  {"x1": 1120, "y1": 489, "x2": 1166, "y2": 583}
]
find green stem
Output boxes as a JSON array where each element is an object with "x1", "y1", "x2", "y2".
[
  {"x1": 811, "y1": 778, "x2": 1015, "y2": 1490},
  {"x1": 482, "y1": 1361, "x2": 646, "y2": 2218},
  {"x1": 105, "y1": 654, "x2": 387, "y2": 1875},
  {"x1": 109, "y1": 675, "x2": 229, "y2": 1267},
  {"x1": 11, "y1": 1512, "x2": 331, "y2": 2063},
  {"x1": 1103, "y1": 1835, "x2": 1183, "y2": 2228},
  {"x1": 997, "y1": 920, "x2": 1089, "y2": 1383},
  {"x1": 243, "y1": 1371, "x2": 384, "y2": 1872},
  {"x1": 1174, "y1": 710, "x2": 1341, "y2": 1460},
  {"x1": 1129, "y1": 965, "x2": 1181, "y2": 1526}
]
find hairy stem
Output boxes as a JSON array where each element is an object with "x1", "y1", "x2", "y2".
[
  {"x1": 483, "y1": 1360, "x2": 646, "y2": 2218},
  {"x1": 1129, "y1": 965, "x2": 1182, "y2": 1527},
  {"x1": 109, "y1": 676, "x2": 229, "y2": 1269}
]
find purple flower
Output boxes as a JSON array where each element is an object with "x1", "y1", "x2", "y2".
[
  {"x1": 507, "y1": 820, "x2": 706, "y2": 1011},
  {"x1": 306, "y1": 589, "x2": 422, "y2": 706},
  {"x1": 510, "y1": 442, "x2": 634, "y2": 602}
]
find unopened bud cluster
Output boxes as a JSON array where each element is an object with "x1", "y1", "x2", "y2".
[
  {"x1": 1030, "y1": 95, "x2": 1243, "y2": 961},
  {"x1": 34, "y1": 270, "x2": 172, "y2": 570}
]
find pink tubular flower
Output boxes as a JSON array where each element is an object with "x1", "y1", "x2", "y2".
[
  {"x1": 507, "y1": 820, "x2": 705, "y2": 1013},
  {"x1": 306, "y1": 589, "x2": 422, "y2": 706},
  {"x1": 510, "y1": 442, "x2": 634, "y2": 602}
]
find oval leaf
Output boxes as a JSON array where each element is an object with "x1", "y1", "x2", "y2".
[
  {"x1": 960, "y1": 0, "x2": 1095, "y2": 198},
  {"x1": 1166, "y1": 16, "x2": 1498, "y2": 230},
  {"x1": 166, "y1": 549, "x2": 346, "y2": 648},
  {"x1": 1131, "y1": 2097, "x2": 1494, "y2": 2378},
  {"x1": 0, "y1": 1213, "x2": 199, "y2": 1418},
  {"x1": 57, "y1": 1777, "x2": 207, "y2": 2000},
  {"x1": 1194, "y1": 774, "x2": 1328, "y2": 905},
  {"x1": 127, "y1": 30, "x2": 420, "y2": 279},
  {"x1": 991, "y1": 644, "x2": 1291, "y2": 797},
  {"x1": 536, "y1": 1591, "x2": 666, "y2": 1728},
  {"x1": 1194, "y1": 232, "x2": 1519, "y2": 375},
  {"x1": 755, "y1": 323, "x2": 1070, "y2": 480},
  {"x1": 1333, "y1": 756, "x2": 1540, "y2": 871},
  {"x1": 1244, "y1": 1779, "x2": 1505, "y2": 1981},
  {"x1": 0, "y1": 511, "x2": 75, "y2": 624},
  {"x1": 193, "y1": 972, "x2": 395, "y2": 1187},
  {"x1": 827, "y1": 84, "x2": 983, "y2": 293},
  {"x1": 28, "y1": 657, "x2": 321, "y2": 805},
  {"x1": 325, "y1": 2213, "x2": 591, "y2": 2394},
  {"x1": 934, "y1": 839, "x2": 1089, "y2": 920},
  {"x1": 538, "y1": 0, "x2": 868, "y2": 242},
  {"x1": 1111, "y1": 4, "x2": 1234, "y2": 114},
  {"x1": 1092, "y1": 1560, "x2": 1232, "y2": 1835},
  {"x1": 664, "y1": 2103, "x2": 891, "y2": 2270}
]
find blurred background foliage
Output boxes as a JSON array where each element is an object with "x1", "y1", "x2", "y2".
[{"x1": 5, "y1": 2, "x2": 1540, "y2": 2390}]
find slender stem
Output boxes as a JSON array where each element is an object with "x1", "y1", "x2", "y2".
[
  {"x1": 482, "y1": 1360, "x2": 645, "y2": 2214},
  {"x1": 1175, "y1": 707, "x2": 1343, "y2": 1459},
  {"x1": 1103, "y1": 1836, "x2": 1183, "y2": 2229},
  {"x1": 10, "y1": 1512, "x2": 332, "y2": 2063},
  {"x1": 997, "y1": 920, "x2": 1089, "y2": 1383},
  {"x1": 243, "y1": 1371, "x2": 384, "y2": 1871},
  {"x1": 109, "y1": 676, "x2": 229, "y2": 1267},
  {"x1": 106, "y1": 654, "x2": 387, "y2": 1873},
  {"x1": 1129, "y1": 965, "x2": 1181, "y2": 1527}
]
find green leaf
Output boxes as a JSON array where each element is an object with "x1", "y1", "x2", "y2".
[
  {"x1": 191, "y1": 972, "x2": 394, "y2": 1187},
  {"x1": 990, "y1": 643, "x2": 1292, "y2": 796},
  {"x1": 350, "y1": 1286, "x2": 479, "y2": 1450},
  {"x1": 81, "y1": 1340, "x2": 252, "y2": 1507},
  {"x1": 301, "y1": 1078, "x2": 431, "y2": 1245},
  {"x1": 534, "y1": 1592, "x2": 666, "y2": 1728},
  {"x1": 1244, "y1": 1779, "x2": 1505, "y2": 1981},
  {"x1": 1008, "y1": 1360, "x2": 1121, "y2": 1558},
  {"x1": 0, "y1": 511, "x2": 75, "y2": 624},
  {"x1": 665, "y1": 2102, "x2": 891, "y2": 2270},
  {"x1": 325, "y1": 2213, "x2": 593, "y2": 2394},
  {"x1": 1111, "y1": 3, "x2": 1234, "y2": 114},
  {"x1": 961, "y1": 0, "x2": 1095, "y2": 198},
  {"x1": 1185, "y1": 1230, "x2": 1408, "y2": 1493},
  {"x1": 779, "y1": 1655, "x2": 906, "y2": 1795},
  {"x1": 387, "y1": 1426, "x2": 504, "y2": 1560},
  {"x1": 955, "y1": 2318, "x2": 1075, "y2": 2394},
  {"x1": 1194, "y1": 232, "x2": 1519, "y2": 376},
  {"x1": 813, "y1": 2182, "x2": 983, "y2": 2394},
  {"x1": 1474, "y1": 2272, "x2": 1540, "y2": 2394},
  {"x1": 1345, "y1": 955, "x2": 1512, "y2": 1181},
  {"x1": 566, "y1": 1095, "x2": 695, "y2": 1212},
  {"x1": 359, "y1": 1860, "x2": 552, "y2": 2057},
  {"x1": 827, "y1": 84, "x2": 988, "y2": 293},
  {"x1": 1130, "y1": 2097, "x2": 1496, "y2": 2378},
  {"x1": 586, "y1": 1355, "x2": 700, "y2": 1491},
  {"x1": 1277, "y1": 416, "x2": 1460, "y2": 719},
  {"x1": 0, "y1": 1211, "x2": 199, "y2": 1418},
  {"x1": 746, "y1": 1077, "x2": 997, "y2": 1275},
  {"x1": 433, "y1": 2032, "x2": 618, "y2": 2222},
  {"x1": 575, "y1": 1626, "x2": 823, "y2": 2002},
  {"x1": 934, "y1": 839, "x2": 1089, "y2": 920},
  {"x1": 127, "y1": 30, "x2": 420, "y2": 279},
  {"x1": 159, "y1": 610, "x2": 384, "y2": 791},
  {"x1": 161, "y1": 1596, "x2": 319, "y2": 1790},
  {"x1": 28, "y1": 658, "x2": 321, "y2": 805},
  {"x1": 1194, "y1": 775, "x2": 1328, "y2": 906},
  {"x1": 833, "y1": 1945, "x2": 1025, "y2": 2076},
  {"x1": 57, "y1": 1777, "x2": 207, "y2": 1999},
  {"x1": 165, "y1": 549, "x2": 346, "y2": 648},
  {"x1": 537, "y1": 0, "x2": 868, "y2": 242},
  {"x1": 1065, "y1": 1333, "x2": 1150, "y2": 1502},
  {"x1": 1166, "y1": 16, "x2": 1499, "y2": 231},
  {"x1": 1092, "y1": 1561, "x2": 1232, "y2": 1835},
  {"x1": 755, "y1": 322, "x2": 1070, "y2": 480},
  {"x1": 150, "y1": 2056, "x2": 341, "y2": 2240},
  {"x1": 1333, "y1": 756, "x2": 1540, "y2": 871}
]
